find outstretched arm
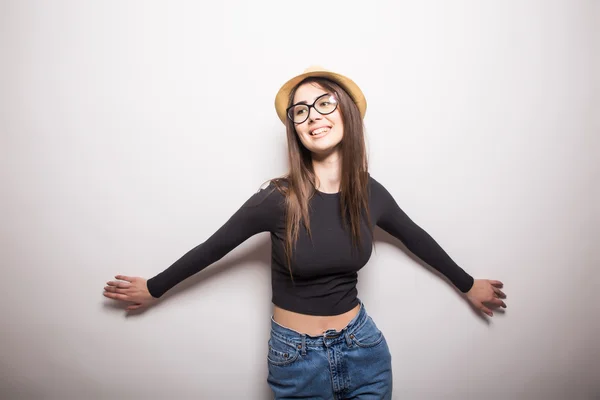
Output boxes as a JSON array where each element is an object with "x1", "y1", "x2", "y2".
[
  {"x1": 373, "y1": 179, "x2": 474, "y2": 293},
  {"x1": 145, "y1": 183, "x2": 283, "y2": 298},
  {"x1": 104, "y1": 183, "x2": 283, "y2": 310},
  {"x1": 371, "y1": 177, "x2": 507, "y2": 316}
]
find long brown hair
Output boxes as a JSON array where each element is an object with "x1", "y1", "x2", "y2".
[{"x1": 269, "y1": 77, "x2": 374, "y2": 280}]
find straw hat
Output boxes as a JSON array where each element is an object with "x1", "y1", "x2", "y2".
[{"x1": 274, "y1": 66, "x2": 367, "y2": 124}]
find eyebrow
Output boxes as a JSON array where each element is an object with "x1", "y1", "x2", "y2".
[{"x1": 293, "y1": 92, "x2": 329, "y2": 106}]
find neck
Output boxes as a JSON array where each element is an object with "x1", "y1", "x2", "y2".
[{"x1": 312, "y1": 148, "x2": 342, "y2": 193}]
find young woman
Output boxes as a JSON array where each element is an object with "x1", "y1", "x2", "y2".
[{"x1": 103, "y1": 66, "x2": 507, "y2": 399}]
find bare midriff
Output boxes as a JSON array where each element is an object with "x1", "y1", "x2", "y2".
[{"x1": 272, "y1": 304, "x2": 361, "y2": 336}]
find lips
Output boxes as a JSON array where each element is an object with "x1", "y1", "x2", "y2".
[{"x1": 310, "y1": 125, "x2": 332, "y2": 136}]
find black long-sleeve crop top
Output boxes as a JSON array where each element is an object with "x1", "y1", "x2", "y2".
[{"x1": 146, "y1": 175, "x2": 474, "y2": 315}]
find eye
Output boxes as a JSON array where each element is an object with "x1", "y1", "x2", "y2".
[{"x1": 295, "y1": 108, "x2": 306, "y2": 116}]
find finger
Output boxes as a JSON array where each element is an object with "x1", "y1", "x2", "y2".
[
  {"x1": 127, "y1": 304, "x2": 143, "y2": 311},
  {"x1": 493, "y1": 287, "x2": 506, "y2": 298},
  {"x1": 115, "y1": 275, "x2": 134, "y2": 283},
  {"x1": 490, "y1": 280, "x2": 504, "y2": 288},
  {"x1": 103, "y1": 291, "x2": 129, "y2": 301},
  {"x1": 480, "y1": 305, "x2": 493, "y2": 317},
  {"x1": 104, "y1": 286, "x2": 126, "y2": 294},
  {"x1": 106, "y1": 280, "x2": 131, "y2": 289},
  {"x1": 487, "y1": 298, "x2": 507, "y2": 308}
]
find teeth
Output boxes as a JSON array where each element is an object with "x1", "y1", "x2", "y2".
[{"x1": 311, "y1": 127, "x2": 330, "y2": 136}]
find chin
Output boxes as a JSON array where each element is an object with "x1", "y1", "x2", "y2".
[
  {"x1": 299, "y1": 131, "x2": 343, "y2": 154},
  {"x1": 310, "y1": 142, "x2": 342, "y2": 156}
]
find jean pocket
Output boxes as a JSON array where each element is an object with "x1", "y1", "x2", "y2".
[
  {"x1": 350, "y1": 316, "x2": 384, "y2": 348},
  {"x1": 267, "y1": 335, "x2": 300, "y2": 366}
]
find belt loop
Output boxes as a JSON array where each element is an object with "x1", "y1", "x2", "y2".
[
  {"x1": 344, "y1": 330, "x2": 352, "y2": 347},
  {"x1": 301, "y1": 334, "x2": 307, "y2": 356}
]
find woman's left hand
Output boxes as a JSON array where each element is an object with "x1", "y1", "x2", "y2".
[{"x1": 465, "y1": 279, "x2": 507, "y2": 317}]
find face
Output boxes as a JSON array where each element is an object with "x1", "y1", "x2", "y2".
[{"x1": 290, "y1": 82, "x2": 344, "y2": 157}]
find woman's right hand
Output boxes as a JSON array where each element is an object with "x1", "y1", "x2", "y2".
[{"x1": 103, "y1": 275, "x2": 157, "y2": 311}]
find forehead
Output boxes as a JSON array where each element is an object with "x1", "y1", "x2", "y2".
[{"x1": 293, "y1": 82, "x2": 327, "y2": 103}]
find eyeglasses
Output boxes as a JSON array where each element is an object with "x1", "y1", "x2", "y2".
[{"x1": 286, "y1": 93, "x2": 339, "y2": 124}]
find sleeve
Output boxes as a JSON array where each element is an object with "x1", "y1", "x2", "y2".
[
  {"x1": 146, "y1": 183, "x2": 283, "y2": 298},
  {"x1": 371, "y1": 178, "x2": 474, "y2": 293}
]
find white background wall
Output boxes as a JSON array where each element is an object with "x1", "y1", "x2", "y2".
[{"x1": 1, "y1": 1, "x2": 598, "y2": 399}]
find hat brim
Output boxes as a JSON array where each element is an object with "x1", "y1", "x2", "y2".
[{"x1": 274, "y1": 69, "x2": 366, "y2": 124}]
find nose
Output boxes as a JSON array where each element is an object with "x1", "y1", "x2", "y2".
[{"x1": 307, "y1": 106, "x2": 322, "y2": 122}]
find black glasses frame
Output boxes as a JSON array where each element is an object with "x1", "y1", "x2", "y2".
[{"x1": 286, "y1": 93, "x2": 338, "y2": 124}]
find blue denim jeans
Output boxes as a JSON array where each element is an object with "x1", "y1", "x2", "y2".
[{"x1": 267, "y1": 301, "x2": 393, "y2": 399}]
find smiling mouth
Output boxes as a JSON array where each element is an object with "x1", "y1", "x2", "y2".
[{"x1": 310, "y1": 127, "x2": 331, "y2": 137}]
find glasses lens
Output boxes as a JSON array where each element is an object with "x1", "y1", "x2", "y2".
[
  {"x1": 288, "y1": 105, "x2": 309, "y2": 123},
  {"x1": 315, "y1": 95, "x2": 338, "y2": 115}
]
